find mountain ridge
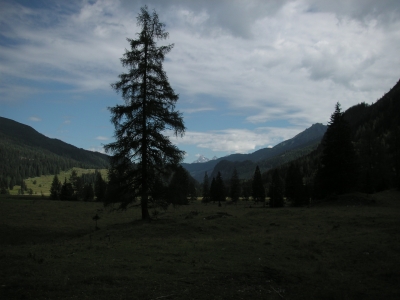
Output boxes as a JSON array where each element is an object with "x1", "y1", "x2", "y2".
[
  {"x1": 182, "y1": 123, "x2": 327, "y2": 182},
  {"x1": 0, "y1": 116, "x2": 109, "y2": 188}
]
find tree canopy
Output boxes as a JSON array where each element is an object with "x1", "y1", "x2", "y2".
[{"x1": 105, "y1": 6, "x2": 185, "y2": 219}]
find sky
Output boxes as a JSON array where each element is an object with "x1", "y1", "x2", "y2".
[{"x1": 1, "y1": 0, "x2": 399, "y2": 163}]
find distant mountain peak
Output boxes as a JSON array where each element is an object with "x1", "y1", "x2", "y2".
[
  {"x1": 192, "y1": 155, "x2": 218, "y2": 164},
  {"x1": 192, "y1": 155, "x2": 209, "y2": 164}
]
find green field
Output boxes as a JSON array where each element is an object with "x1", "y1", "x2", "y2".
[
  {"x1": 1, "y1": 190, "x2": 400, "y2": 299},
  {"x1": 10, "y1": 168, "x2": 108, "y2": 196}
]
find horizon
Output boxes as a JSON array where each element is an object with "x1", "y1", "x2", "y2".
[{"x1": 1, "y1": 0, "x2": 399, "y2": 163}]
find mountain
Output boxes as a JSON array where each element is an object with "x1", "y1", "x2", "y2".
[
  {"x1": 192, "y1": 155, "x2": 210, "y2": 163},
  {"x1": 266, "y1": 78, "x2": 400, "y2": 194},
  {"x1": 182, "y1": 123, "x2": 327, "y2": 182},
  {"x1": 0, "y1": 116, "x2": 109, "y2": 188},
  {"x1": 192, "y1": 155, "x2": 218, "y2": 164}
]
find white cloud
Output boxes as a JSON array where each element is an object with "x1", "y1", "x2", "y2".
[
  {"x1": 96, "y1": 136, "x2": 109, "y2": 141},
  {"x1": 180, "y1": 107, "x2": 215, "y2": 114},
  {"x1": 29, "y1": 116, "x2": 41, "y2": 122},
  {"x1": 173, "y1": 127, "x2": 302, "y2": 153},
  {"x1": 1, "y1": 0, "x2": 399, "y2": 158}
]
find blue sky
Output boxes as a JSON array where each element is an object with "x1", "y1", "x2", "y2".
[{"x1": 1, "y1": 0, "x2": 399, "y2": 163}]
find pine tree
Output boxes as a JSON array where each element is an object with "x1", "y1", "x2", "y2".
[
  {"x1": 167, "y1": 166, "x2": 189, "y2": 205},
  {"x1": 286, "y1": 163, "x2": 307, "y2": 206},
  {"x1": 104, "y1": 159, "x2": 135, "y2": 206},
  {"x1": 104, "y1": 6, "x2": 185, "y2": 219},
  {"x1": 230, "y1": 168, "x2": 240, "y2": 203},
  {"x1": 50, "y1": 174, "x2": 61, "y2": 200},
  {"x1": 210, "y1": 177, "x2": 217, "y2": 203},
  {"x1": 69, "y1": 170, "x2": 83, "y2": 201},
  {"x1": 252, "y1": 166, "x2": 265, "y2": 204},
  {"x1": 269, "y1": 169, "x2": 284, "y2": 207},
  {"x1": 215, "y1": 171, "x2": 225, "y2": 206},
  {"x1": 202, "y1": 172, "x2": 210, "y2": 203},
  {"x1": 60, "y1": 177, "x2": 74, "y2": 201},
  {"x1": 315, "y1": 102, "x2": 358, "y2": 197},
  {"x1": 82, "y1": 184, "x2": 95, "y2": 201},
  {"x1": 94, "y1": 172, "x2": 107, "y2": 202}
]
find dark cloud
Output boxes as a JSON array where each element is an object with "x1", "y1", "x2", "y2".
[
  {"x1": 305, "y1": 0, "x2": 400, "y2": 26},
  {"x1": 120, "y1": 0, "x2": 288, "y2": 38}
]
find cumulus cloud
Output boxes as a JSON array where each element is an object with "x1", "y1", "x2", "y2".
[
  {"x1": 173, "y1": 127, "x2": 302, "y2": 153},
  {"x1": 1, "y1": 0, "x2": 399, "y2": 158}
]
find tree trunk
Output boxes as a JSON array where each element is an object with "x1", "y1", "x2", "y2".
[{"x1": 141, "y1": 32, "x2": 151, "y2": 221}]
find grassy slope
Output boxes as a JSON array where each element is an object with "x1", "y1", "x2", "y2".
[
  {"x1": 1, "y1": 190, "x2": 400, "y2": 299},
  {"x1": 10, "y1": 168, "x2": 108, "y2": 196}
]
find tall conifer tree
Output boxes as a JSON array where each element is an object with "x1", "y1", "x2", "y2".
[
  {"x1": 215, "y1": 171, "x2": 226, "y2": 206},
  {"x1": 252, "y1": 166, "x2": 265, "y2": 204},
  {"x1": 105, "y1": 6, "x2": 185, "y2": 219},
  {"x1": 202, "y1": 172, "x2": 210, "y2": 203},
  {"x1": 50, "y1": 174, "x2": 61, "y2": 200},
  {"x1": 315, "y1": 103, "x2": 357, "y2": 197},
  {"x1": 269, "y1": 169, "x2": 284, "y2": 207}
]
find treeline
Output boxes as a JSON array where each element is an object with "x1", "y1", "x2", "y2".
[
  {"x1": 199, "y1": 164, "x2": 309, "y2": 208},
  {"x1": 105, "y1": 165, "x2": 199, "y2": 207},
  {"x1": 198, "y1": 79, "x2": 400, "y2": 205},
  {"x1": 49, "y1": 170, "x2": 107, "y2": 201},
  {"x1": 49, "y1": 166, "x2": 200, "y2": 204}
]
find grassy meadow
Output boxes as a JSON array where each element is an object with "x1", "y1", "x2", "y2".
[
  {"x1": 10, "y1": 168, "x2": 108, "y2": 196},
  {"x1": 1, "y1": 190, "x2": 400, "y2": 299}
]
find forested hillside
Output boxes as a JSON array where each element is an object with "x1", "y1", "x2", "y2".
[
  {"x1": 210, "y1": 137, "x2": 321, "y2": 181},
  {"x1": 263, "y1": 79, "x2": 400, "y2": 197},
  {"x1": 0, "y1": 117, "x2": 109, "y2": 190},
  {"x1": 183, "y1": 123, "x2": 327, "y2": 182}
]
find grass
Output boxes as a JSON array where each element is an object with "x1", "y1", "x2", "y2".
[
  {"x1": 1, "y1": 190, "x2": 400, "y2": 299},
  {"x1": 10, "y1": 168, "x2": 108, "y2": 196}
]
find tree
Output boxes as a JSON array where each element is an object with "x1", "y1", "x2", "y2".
[
  {"x1": 210, "y1": 177, "x2": 217, "y2": 203},
  {"x1": 94, "y1": 172, "x2": 107, "y2": 202},
  {"x1": 50, "y1": 174, "x2": 61, "y2": 200},
  {"x1": 82, "y1": 184, "x2": 95, "y2": 201},
  {"x1": 315, "y1": 103, "x2": 358, "y2": 197},
  {"x1": 269, "y1": 169, "x2": 284, "y2": 207},
  {"x1": 104, "y1": 6, "x2": 185, "y2": 220},
  {"x1": 104, "y1": 159, "x2": 136, "y2": 206},
  {"x1": 252, "y1": 166, "x2": 265, "y2": 204},
  {"x1": 69, "y1": 170, "x2": 83, "y2": 200},
  {"x1": 202, "y1": 172, "x2": 210, "y2": 203},
  {"x1": 60, "y1": 177, "x2": 74, "y2": 201},
  {"x1": 215, "y1": 171, "x2": 226, "y2": 206},
  {"x1": 167, "y1": 166, "x2": 189, "y2": 205},
  {"x1": 286, "y1": 163, "x2": 308, "y2": 206},
  {"x1": 230, "y1": 168, "x2": 240, "y2": 203}
]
